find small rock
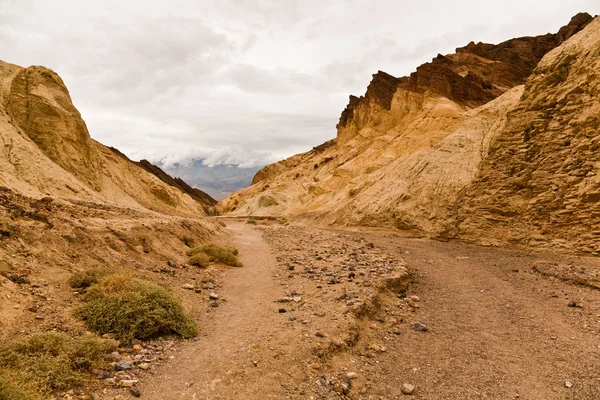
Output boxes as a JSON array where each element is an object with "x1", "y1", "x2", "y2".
[
  {"x1": 115, "y1": 362, "x2": 132, "y2": 371},
  {"x1": 138, "y1": 363, "x2": 150, "y2": 370},
  {"x1": 288, "y1": 316, "x2": 297, "y2": 321},
  {"x1": 210, "y1": 301, "x2": 219, "y2": 308},
  {"x1": 411, "y1": 322, "x2": 429, "y2": 332},
  {"x1": 114, "y1": 396, "x2": 125, "y2": 400},
  {"x1": 565, "y1": 381, "x2": 573, "y2": 388},
  {"x1": 130, "y1": 387, "x2": 141, "y2": 397},
  {"x1": 109, "y1": 351, "x2": 121, "y2": 361},
  {"x1": 118, "y1": 379, "x2": 138, "y2": 387},
  {"x1": 346, "y1": 372, "x2": 358, "y2": 379},
  {"x1": 182, "y1": 283, "x2": 195, "y2": 290},
  {"x1": 194, "y1": 288, "x2": 202, "y2": 293},
  {"x1": 209, "y1": 293, "x2": 219, "y2": 300},
  {"x1": 278, "y1": 308, "x2": 287, "y2": 313},
  {"x1": 402, "y1": 383, "x2": 415, "y2": 395},
  {"x1": 104, "y1": 378, "x2": 117, "y2": 386},
  {"x1": 568, "y1": 300, "x2": 578, "y2": 308},
  {"x1": 95, "y1": 370, "x2": 111, "y2": 380},
  {"x1": 315, "y1": 332, "x2": 325, "y2": 338}
]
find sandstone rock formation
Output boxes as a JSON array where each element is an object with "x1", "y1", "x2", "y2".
[
  {"x1": 0, "y1": 61, "x2": 211, "y2": 216},
  {"x1": 220, "y1": 14, "x2": 600, "y2": 254}
]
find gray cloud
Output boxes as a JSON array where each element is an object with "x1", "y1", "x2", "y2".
[{"x1": 0, "y1": 0, "x2": 598, "y2": 169}]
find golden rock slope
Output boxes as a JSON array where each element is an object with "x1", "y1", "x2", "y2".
[
  {"x1": 0, "y1": 61, "x2": 208, "y2": 216},
  {"x1": 219, "y1": 15, "x2": 600, "y2": 254}
]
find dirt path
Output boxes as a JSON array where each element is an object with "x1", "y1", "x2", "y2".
[
  {"x1": 142, "y1": 221, "x2": 295, "y2": 399},
  {"x1": 139, "y1": 223, "x2": 600, "y2": 400}
]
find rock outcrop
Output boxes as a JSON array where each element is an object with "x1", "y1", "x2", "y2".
[
  {"x1": 337, "y1": 13, "x2": 592, "y2": 143},
  {"x1": 220, "y1": 14, "x2": 600, "y2": 254},
  {"x1": 7, "y1": 66, "x2": 103, "y2": 190}
]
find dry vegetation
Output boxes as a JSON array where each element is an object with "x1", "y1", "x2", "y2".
[
  {"x1": 0, "y1": 333, "x2": 117, "y2": 400},
  {"x1": 187, "y1": 244, "x2": 242, "y2": 267},
  {"x1": 74, "y1": 273, "x2": 198, "y2": 342}
]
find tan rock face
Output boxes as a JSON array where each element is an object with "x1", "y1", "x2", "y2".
[
  {"x1": 220, "y1": 14, "x2": 600, "y2": 254},
  {"x1": 8, "y1": 66, "x2": 102, "y2": 190},
  {"x1": 457, "y1": 17, "x2": 600, "y2": 253}
]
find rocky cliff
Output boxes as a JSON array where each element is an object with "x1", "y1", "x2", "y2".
[
  {"x1": 0, "y1": 61, "x2": 212, "y2": 216},
  {"x1": 219, "y1": 13, "x2": 600, "y2": 254}
]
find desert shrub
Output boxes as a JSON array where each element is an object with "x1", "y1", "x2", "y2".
[
  {"x1": 0, "y1": 333, "x2": 116, "y2": 398},
  {"x1": 187, "y1": 244, "x2": 241, "y2": 267},
  {"x1": 0, "y1": 374, "x2": 36, "y2": 400},
  {"x1": 75, "y1": 273, "x2": 198, "y2": 342},
  {"x1": 68, "y1": 270, "x2": 105, "y2": 289},
  {"x1": 188, "y1": 253, "x2": 211, "y2": 268}
]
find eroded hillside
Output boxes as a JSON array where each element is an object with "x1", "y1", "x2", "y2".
[
  {"x1": 219, "y1": 14, "x2": 600, "y2": 254},
  {"x1": 0, "y1": 61, "x2": 215, "y2": 215}
]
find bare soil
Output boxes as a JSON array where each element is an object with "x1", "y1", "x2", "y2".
[{"x1": 129, "y1": 221, "x2": 600, "y2": 400}]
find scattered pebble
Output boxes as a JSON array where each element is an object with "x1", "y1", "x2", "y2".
[
  {"x1": 118, "y1": 379, "x2": 138, "y2": 387},
  {"x1": 411, "y1": 322, "x2": 429, "y2": 332},
  {"x1": 402, "y1": 383, "x2": 415, "y2": 395},
  {"x1": 130, "y1": 386, "x2": 142, "y2": 397},
  {"x1": 115, "y1": 362, "x2": 133, "y2": 371}
]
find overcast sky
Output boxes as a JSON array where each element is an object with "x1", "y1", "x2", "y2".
[{"x1": 0, "y1": 1, "x2": 598, "y2": 167}]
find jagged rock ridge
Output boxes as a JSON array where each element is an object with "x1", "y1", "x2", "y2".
[
  {"x1": 337, "y1": 13, "x2": 592, "y2": 140},
  {"x1": 108, "y1": 147, "x2": 217, "y2": 210}
]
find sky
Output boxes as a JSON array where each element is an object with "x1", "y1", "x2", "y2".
[{"x1": 0, "y1": 0, "x2": 598, "y2": 168}]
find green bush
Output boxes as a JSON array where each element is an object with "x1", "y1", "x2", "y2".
[
  {"x1": 188, "y1": 253, "x2": 211, "y2": 268},
  {"x1": 187, "y1": 244, "x2": 241, "y2": 267},
  {"x1": 0, "y1": 333, "x2": 116, "y2": 398},
  {"x1": 75, "y1": 273, "x2": 198, "y2": 342}
]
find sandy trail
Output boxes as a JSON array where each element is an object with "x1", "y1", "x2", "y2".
[
  {"x1": 142, "y1": 221, "x2": 290, "y2": 399},
  {"x1": 140, "y1": 223, "x2": 600, "y2": 400}
]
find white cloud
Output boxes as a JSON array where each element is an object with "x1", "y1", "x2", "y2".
[{"x1": 0, "y1": 0, "x2": 598, "y2": 168}]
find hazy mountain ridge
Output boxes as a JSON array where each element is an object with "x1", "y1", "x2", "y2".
[
  {"x1": 159, "y1": 161, "x2": 263, "y2": 200},
  {"x1": 219, "y1": 13, "x2": 600, "y2": 254}
]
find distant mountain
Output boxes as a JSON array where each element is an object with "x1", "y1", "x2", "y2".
[{"x1": 158, "y1": 161, "x2": 264, "y2": 200}]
